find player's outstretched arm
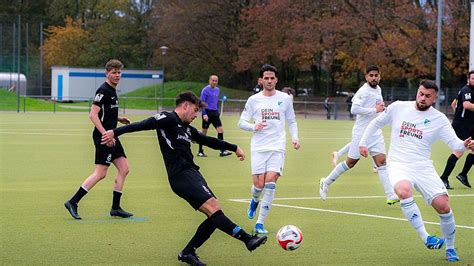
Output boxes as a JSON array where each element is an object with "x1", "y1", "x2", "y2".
[
  {"x1": 118, "y1": 117, "x2": 131, "y2": 125},
  {"x1": 463, "y1": 137, "x2": 474, "y2": 152},
  {"x1": 235, "y1": 147, "x2": 245, "y2": 161}
]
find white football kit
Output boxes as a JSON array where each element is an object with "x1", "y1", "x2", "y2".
[
  {"x1": 360, "y1": 101, "x2": 465, "y2": 204},
  {"x1": 238, "y1": 91, "x2": 298, "y2": 174},
  {"x1": 348, "y1": 83, "x2": 385, "y2": 159}
]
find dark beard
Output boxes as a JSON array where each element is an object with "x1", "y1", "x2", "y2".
[
  {"x1": 368, "y1": 81, "x2": 378, "y2": 88},
  {"x1": 416, "y1": 102, "x2": 431, "y2": 111}
]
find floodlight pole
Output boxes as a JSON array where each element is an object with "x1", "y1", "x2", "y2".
[
  {"x1": 17, "y1": 15, "x2": 21, "y2": 113},
  {"x1": 435, "y1": 0, "x2": 442, "y2": 110},
  {"x1": 160, "y1": 46, "x2": 169, "y2": 112}
]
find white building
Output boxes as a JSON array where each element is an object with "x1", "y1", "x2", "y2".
[{"x1": 51, "y1": 66, "x2": 163, "y2": 101}]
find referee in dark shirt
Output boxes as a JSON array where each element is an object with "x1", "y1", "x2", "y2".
[
  {"x1": 440, "y1": 70, "x2": 474, "y2": 189},
  {"x1": 101, "y1": 91, "x2": 267, "y2": 265},
  {"x1": 64, "y1": 59, "x2": 133, "y2": 220}
]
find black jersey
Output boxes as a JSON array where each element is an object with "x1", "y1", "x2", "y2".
[
  {"x1": 453, "y1": 85, "x2": 474, "y2": 123},
  {"x1": 113, "y1": 111, "x2": 237, "y2": 177},
  {"x1": 253, "y1": 84, "x2": 262, "y2": 94},
  {"x1": 92, "y1": 82, "x2": 119, "y2": 137}
]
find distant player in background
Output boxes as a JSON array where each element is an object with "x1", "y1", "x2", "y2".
[
  {"x1": 439, "y1": 71, "x2": 474, "y2": 189},
  {"x1": 324, "y1": 97, "x2": 331, "y2": 120},
  {"x1": 346, "y1": 93, "x2": 354, "y2": 120},
  {"x1": 197, "y1": 75, "x2": 232, "y2": 157},
  {"x1": 359, "y1": 80, "x2": 474, "y2": 262},
  {"x1": 64, "y1": 59, "x2": 133, "y2": 220},
  {"x1": 253, "y1": 77, "x2": 263, "y2": 94},
  {"x1": 319, "y1": 65, "x2": 398, "y2": 205},
  {"x1": 239, "y1": 64, "x2": 300, "y2": 234},
  {"x1": 101, "y1": 91, "x2": 267, "y2": 265},
  {"x1": 281, "y1": 86, "x2": 296, "y2": 99}
]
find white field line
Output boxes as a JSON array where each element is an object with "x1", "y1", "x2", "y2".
[
  {"x1": 253, "y1": 194, "x2": 474, "y2": 200},
  {"x1": 228, "y1": 195, "x2": 474, "y2": 230}
]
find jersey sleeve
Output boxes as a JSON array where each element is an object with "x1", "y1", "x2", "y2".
[
  {"x1": 285, "y1": 98, "x2": 298, "y2": 141},
  {"x1": 114, "y1": 112, "x2": 172, "y2": 137},
  {"x1": 439, "y1": 115, "x2": 466, "y2": 152},
  {"x1": 460, "y1": 88, "x2": 472, "y2": 103},
  {"x1": 92, "y1": 88, "x2": 108, "y2": 107},
  {"x1": 190, "y1": 126, "x2": 237, "y2": 151},
  {"x1": 200, "y1": 88, "x2": 208, "y2": 115},
  {"x1": 359, "y1": 101, "x2": 395, "y2": 147},
  {"x1": 238, "y1": 98, "x2": 256, "y2": 132},
  {"x1": 351, "y1": 89, "x2": 376, "y2": 115}
]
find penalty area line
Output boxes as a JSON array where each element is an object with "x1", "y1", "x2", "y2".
[{"x1": 228, "y1": 199, "x2": 474, "y2": 230}]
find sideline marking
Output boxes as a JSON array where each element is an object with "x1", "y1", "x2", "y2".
[{"x1": 228, "y1": 196, "x2": 474, "y2": 230}]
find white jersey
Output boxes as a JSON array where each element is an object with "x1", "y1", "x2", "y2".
[
  {"x1": 360, "y1": 101, "x2": 465, "y2": 164},
  {"x1": 238, "y1": 90, "x2": 298, "y2": 152},
  {"x1": 351, "y1": 83, "x2": 384, "y2": 138}
]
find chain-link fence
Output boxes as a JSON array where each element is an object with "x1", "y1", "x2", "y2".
[{"x1": 0, "y1": 15, "x2": 49, "y2": 98}]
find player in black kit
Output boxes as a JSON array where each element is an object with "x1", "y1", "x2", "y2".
[
  {"x1": 440, "y1": 70, "x2": 474, "y2": 189},
  {"x1": 101, "y1": 91, "x2": 267, "y2": 265},
  {"x1": 64, "y1": 59, "x2": 134, "y2": 220}
]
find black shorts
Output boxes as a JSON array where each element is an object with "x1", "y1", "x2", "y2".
[
  {"x1": 93, "y1": 137, "x2": 126, "y2": 166},
  {"x1": 202, "y1": 110, "x2": 222, "y2": 129},
  {"x1": 452, "y1": 120, "x2": 474, "y2": 140},
  {"x1": 168, "y1": 168, "x2": 215, "y2": 210}
]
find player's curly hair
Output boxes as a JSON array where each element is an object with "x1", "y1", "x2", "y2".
[{"x1": 259, "y1": 64, "x2": 278, "y2": 78}]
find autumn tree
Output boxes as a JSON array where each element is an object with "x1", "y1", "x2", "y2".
[
  {"x1": 43, "y1": 17, "x2": 91, "y2": 67},
  {"x1": 151, "y1": 0, "x2": 243, "y2": 84}
]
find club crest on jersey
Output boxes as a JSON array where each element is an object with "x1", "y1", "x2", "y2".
[
  {"x1": 423, "y1": 118, "x2": 431, "y2": 125},
  {"x1": 153, "y1": 113, "x2": 167, "y2": 120},
  {"x1": 465, "y1": 92, "x2": 471, "y2": 100},
  {"x1": 94, "y1": 93, "x2": 104, "y2": 102}
]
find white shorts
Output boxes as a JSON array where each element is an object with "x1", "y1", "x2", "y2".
[
  {"x1": 387, "y1": 161, "x2": 448, "y2": 205},
  {"x1": 348, "y1": 133, "x2": 385, "y2": 160},
  {"x1": 251, "y1": 151, "x2": 285, "y2": 175}
]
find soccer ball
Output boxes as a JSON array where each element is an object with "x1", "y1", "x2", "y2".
[{"x1": 276, "y1": 225, "x2": 303, "y2": 251}]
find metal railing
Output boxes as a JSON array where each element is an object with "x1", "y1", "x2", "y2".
[{"x1": 0, "y1": 95, "x2": 456, "y2": 119}]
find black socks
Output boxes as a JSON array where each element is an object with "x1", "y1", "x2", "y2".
[
  {"x1": 70, "y1": 186, "x2": 88, "y2": 205},
  {"x1": 440, "y1": 154, "x2": 458, "y2": 180}
]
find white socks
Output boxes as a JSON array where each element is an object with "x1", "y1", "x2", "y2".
[
  {"x1": 376, "y1": 165, "x2": 397, "y2": 200},
  {"x1": 400, "y1": 197, "x2": 429, "y2": 242},
  {"x1": 251, "y1": 185, "x2": 263, "y2": 202},
  {"x1": 256, "y1": 182, "x2": 276, "y2": 225},
  {"x1": 337, "y1": 143, "x2": 351, "y2": 158},
  {"x1": 439, "y1": 210, "x2": 456, "y2": 249},
  {"x1": 325, "y1": 162, "x2": 350, "y2": 186}
]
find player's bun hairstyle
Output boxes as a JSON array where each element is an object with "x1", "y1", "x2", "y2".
[
  {"x1": 176, "y1": 91, "x2": 207, "y2": 108},
  {"x1": 419, "y1": 80, "x2": 439, "y2": 92},
  {"x1": 281, "y1": 87, "x2": 296, "y2": 96},
  {"x1": 105, "y1": 59, "x2": 124, "y2": 71},
  {"x1": 365, "y1": 65, "x2": 379, "y2": 74},
  {"x1": 260, "y1": 64, "x2": 279, "y2": 78}
]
